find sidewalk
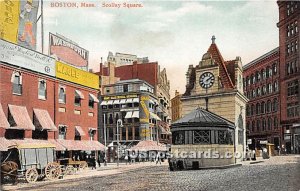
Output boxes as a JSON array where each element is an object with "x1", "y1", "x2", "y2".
[{"x1": 2, "y1": 161, "x2": 168, "y2": 191}]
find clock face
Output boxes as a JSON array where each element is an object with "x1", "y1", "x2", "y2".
[{"x1": 199, "y1": 72, "x2": 215, "y2": 89}]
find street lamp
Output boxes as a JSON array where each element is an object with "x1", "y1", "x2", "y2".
[{"x1": 116, "y1": 119, "x2": 123, "y2": 167}]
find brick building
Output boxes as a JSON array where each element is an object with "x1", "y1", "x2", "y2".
[
  {"x1": 243, "y1": 48, "x2": 280, "y2": 150},
  {"x1": 171, "y1": 90, "x2": 182, "y2": 121},
  {"x1": 0, "y1": 39, "x2": 103, "y2": 157},
  {"x1": 277, "y1": 1, "x2": 300, "y2": 154}
]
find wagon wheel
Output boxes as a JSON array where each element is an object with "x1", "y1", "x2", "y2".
[
  {"x1": 79, "y1": 161, "x2": 88, "y2": 170},
  {"x1": 65, "y1": 165, "x2": 75, "y2": 175},
  {"x1": 45, "y1": 162, "x2": 61, "y2": 180},
  {"x1": 1, "y1": 161, "x2": 18, "y2": 184},
  {"x1": 25, "y1": 168, "x2": 38, "y2": 183}
]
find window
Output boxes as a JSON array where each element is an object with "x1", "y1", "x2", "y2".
[
  {"x1": 262, "y1": 118, "x2": 266, "y2": 131},
  {"x1": 89, "y1": 95, "x2": 94, "y2": 108},
  {"x1": 273, "y1": 99, "x2": 278, "y2": 112},
  {"x1": 252, "y1": 89, "x2": 256, "y2": 98},
  {"x1": 267, "y1": 83, "x2": 272, "y2": 94},
  {"x1": 256, "y1": 88, "x2": 261, "y2": 97},
  {"x1": 74, "y1": 90, "x2": 82, "y2": 106},
  {"x1": 251, "y1": 104, "x2": 255, "y2": 116},
  {"x1": 274, "y1": 81, "x2": 279, "y2": 92},
  {"x1": 58, "y1": 125, "x2": 67, "y2": 139},
  {"x1": 38, "y1": 80, "x2": 47, "y2": 100},
  {"x1": 115, "y1": 85, "x2": 123, "y2": 93},
  {"x1": 11, "y1": 71, "x2": 22, "y2": 95},
  {"x1": 261, "y1": 102, "x2": 265, "y2": 114},
  {"x1": 89, "y1": 129, "x2": 96, "y2": 141},
  {"x1": 267, "y1": 100, "x2": 271, "y2": 113},
  {"x1": 287, "y1": 102, "x2": 300, "y2": 118},
  {"x1": 250, "y1": 74, "x2": 254, "y2": 84},
  {"x1": 123, "y1": 84, "x2": 129, "y2": 92},
  {"x1": 173, "y1": 131, "x2": 185, "y2": 145},
  {"x1": 267, "y1": 117, "x2": 272, "y2": 130},
  {"x1": 109, "y1": 113, "x2": 113, "y2": 124},
  {"x1": 266, "y1": 66, "x2": 270, "y2": 78},
  {"x1": 256, "y1": 103, "x2": 261, "y2": 115},
  {"x1": 287, "y1": 44, "x2": 290, "y2": 55},
  {"x1": 217, "y1": 130, "x2": 233, "y2": 145},
  {"x1": 256, "y1": 71, "x2": 260, "y2": 82},
  {"x1": 252, "y1": 121, "x2": 255, "y2": 132},
  {"x1": 193, "y1": 130, "x2": 210, "y2": 144},
  {"x1": 58, "y1": 86, "x2": 66, "y2": 104},
  {"x1": 256, "y1": 120, "x2": 261, "y2": 132},
  {"x1": 287, "y1": 80, "x2": 299, "y2": 96},
  {"x1": 273, "y1": 63, "x2": 277, "y2": 75},
  {"x1": 262, "y1": 85, "x2": 267, "y2": 95},
  {"x1": 261, "y1": 69, "x2": 266, "y2": 80},
  {"x1": 274, "y1": 117, "x2": 278, "y2": 129}
]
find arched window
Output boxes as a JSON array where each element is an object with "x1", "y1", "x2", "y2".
[
  {"x1": 257, "y1": 88, "x2": 261, "y2": 97},
  {"x1": 266, "y1": 66, "x2": 270, "y2": 78},
  {"x1": 267, "y1": 117, "x2": 272, "y2": 130},
  {"x1": 58, "y1": 86, "x2": 66, "y2": 104},
  {"x1": 267, "y1": 100, "x2": 272, "y2": 113},
  {"x1": 274, "y1": 81, "x2": 279, "y2": 92},
  {"x1": 261, "y1": 69, "x2": 266, "y2": 80},
  {"x1": 256, "y1": 71, "x2": 260, "y2": 82},
  {"x1": 273, "y1": 98, "x2": 278, "y2": 112},
  {"x1": 251, "y1": 104, "x2": 255, "y2": 116},
  {"x1": 273, "y1": 63, "x2": 277, "y2": 75},
  {"x1": 262, "y1": 85, "x2": 267, "y2": 95},
  {"x1": 252, "y1": 89, "x2": 256, "y2": 98},
  {"x1": 256, "y1": 103, "x2": 261, "y2": 115},
  {"x1": 256, "y1": 120, "x2": 261, "y2": 132},
  {"x1": 262, "y1": 118, "x2": 266, "y2": 131},
  {"x1": 252, "y1": 120, "x2": 255, "y2": 132},
  {"x1": 274, "y1": 117, "x2": 278, "y2": 129},
  {"x1": 261, "y1": 102, "x2": 265, "y2": 114},
  {"x1": 246, "y1": 106, "x2": 250, "y2": 116}
]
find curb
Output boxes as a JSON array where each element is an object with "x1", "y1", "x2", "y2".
[{"x1": 249, "y1": 161, "x2": 264, "y2": 164}]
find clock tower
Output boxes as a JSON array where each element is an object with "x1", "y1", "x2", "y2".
[{"x1": 182, "y1": 36, "x2": 248, "y2": 162}]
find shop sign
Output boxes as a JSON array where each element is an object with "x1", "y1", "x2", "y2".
[{"x1": 0, "y1": 39, "x2": 55, "y2": 76}]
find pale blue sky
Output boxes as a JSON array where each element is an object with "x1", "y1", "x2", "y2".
[{"x1": 36, "y1": 0, "x2": 279, "y2": 96}]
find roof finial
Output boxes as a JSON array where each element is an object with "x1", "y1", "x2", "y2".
[{"x1": 211, "y1": 35, "x2": 216, "y2": 44}]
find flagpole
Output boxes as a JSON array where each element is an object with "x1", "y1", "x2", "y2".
[{"x1": 41, "y1": 0, "x2": 44, "y2": 54}]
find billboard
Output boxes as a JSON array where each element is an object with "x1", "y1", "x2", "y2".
[
  {"x1": 0, "y1": 39, "x2": 55, "y2": 76},
  {"x1": 17, "y1": 0, "x2": 39, "y2": 50},
  {"x1": 0, "y1": 0, "x2": 20, "y2": 43},
  {"x1": 56, "y1": 61, "x2": 99, "y2": 89},
  {"x1": 49, "y1": 33, "x2": 89, "y2": 70}
]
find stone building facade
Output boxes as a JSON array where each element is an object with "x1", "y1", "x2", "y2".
[
  {"x1": 171, "y1": 90, "x2": 182, "y2": 121},
  {"x1": 181, "y1": 37, "x2": 248, "y2": 160}
]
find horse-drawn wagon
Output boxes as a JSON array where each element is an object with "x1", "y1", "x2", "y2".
[{"x1": 1, "y1": 140, "x2": 62, "y2": 183}]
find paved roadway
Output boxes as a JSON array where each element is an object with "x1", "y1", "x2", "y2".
[{"x1": 3, "y1": 155, "x2": 300, "y2": 191}]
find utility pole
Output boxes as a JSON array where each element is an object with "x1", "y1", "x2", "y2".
[
  {"x1": 103, "y1": 114, "x2": 107, "y2": 166},
  {"x1": 116, "y1": 119, "x2": 123, "y2": 167}
]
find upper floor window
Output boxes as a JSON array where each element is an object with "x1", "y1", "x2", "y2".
[
  {"x1": 58, "y1": 86, "x2": 66, "y2": 104},
  {"x1": 273, "y1": 98, "x2": 278, "y2": 112},
  {"x1": 287, "y1": 80, "x2": 299, "y2": 97},
  {"x1": 256, "y1": 71, "x2": 260, "y2": 82},
  {"x1": 256, "y1": 103, "x2": 261, "y2": 115},
  {"x1": 261, "y1": 69, "x2": 266, "y2": 80},
  {"x1": 58, "y1": 125, "x2": 67, "y2": 140},
  {"x1": 38, "y1": 79, "x2": 47, "y2": 100},
  {"x1": 74, "y1": 90, "x2": 84, "y2": 106},
  {"x1": 272, "y1": 63, "x2": 277, "y2": 75},
  {"x1": 11, "y1": 71, "x2": 22, "y2": 95},
  {"x1": 274, "y1": 81, "x2": 279, "y2": 92},
  {"x1": 256, "y1": 87, "x2": 261, "y2": 97},
  {"x1": 89, "y1": 95, "x2": 94, "y2": 109}
]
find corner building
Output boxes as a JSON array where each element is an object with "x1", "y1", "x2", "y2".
[{"x1": 277, "y1": 1, "x2": 300, "y2": 154}]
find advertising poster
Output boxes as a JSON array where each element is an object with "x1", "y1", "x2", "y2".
[{"x1": 17, "y1": 0, "x2": 39, "y2": 50}]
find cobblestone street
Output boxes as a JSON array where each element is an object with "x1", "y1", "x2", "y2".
[{"x1": 2, "y1": 155, "x2": 300, "y2": 191}]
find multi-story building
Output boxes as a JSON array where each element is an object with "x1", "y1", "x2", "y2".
[
  {"x1": 171, "y1": 90, "x2": 182, "y2": 121},
  {"x1": 277, "y1": 1, "x2": 300, "y2": 154},
  {"x1": 182, "y1": 36, "x2": 248, "y2": 161},
  {"x1": 107, "y1": 52, "x2": 149, "y2": 66},
  {"x1": 99, "y1": 79, "x2": 170, "y2": 162},
  {"x1": 0, "y1": 39, "x2": 102, "y2": 156},
  {"x1": 243, "y1": 48, "x2": 280, "y2": 151}
]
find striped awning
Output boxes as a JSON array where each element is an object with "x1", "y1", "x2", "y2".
[
  {"x1": 33, "y1": 108, "x2": 57, "y2": 131},
  {"x1": 126, "y1": 98, "x2": 133, "y2": 103},
  {"x1": 56, "y1": 140, "x2": 105, "y2": 151},
  {"x1": 75, "y1": 90, "x2": 85, "y2": 99},
  {"x1": 132, "y1": 111, "x2": 139, "y2": 118},
  {"x1": 113, "y1": 100, "x2": 120, "y2": 104},
  {"x1": 125, "y1": 111, "x2": 133, "y2": 119},
  {"x1": 0, "y1": 103, "x2": 9, "y2": 129},
  {"x1": 9, "y1": 139, "x2": 56, "y2": 149},
  {"x1": 132, "y1": 98, "x2": 139, "y2": 103},
  {"x1": 8, "y1": 104, "x2": 35, "y2": 130},
  {"x1": 107, "y1": 100, "x2": 113, "y2": 105},
  {"x1": 89, "y1": 94, "x2": 99, "y2": 103},
  {"x1": 75, "y1": 126, "x2": 86, "y2": 136},
  {"x1": 100, "y1": 101, "x2": 107, "y2": 106},
  {"x1": 0, "y1": 138, "x2": 15, "y2": 151},
  {"x1": 150, "y1": 112, "x2": 161, "y2": 121},
  {"x1": 129, "y1": 140, "x2": 167, "y2": 151},
  {"x1": 119, "y1": 99, "x2": 126, "y2": 104}
]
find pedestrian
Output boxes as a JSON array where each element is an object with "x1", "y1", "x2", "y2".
[
  {"x1": 156, "y1": 152, "x2": 161, "y2": 165},
  {"x1": 125, "y1": 154, "x2": 129, "y2": 165},
  {"x1": 91, "y1": 156, "x2": 96, "y2": 170},
  {"x1": 97, "y1": 156, "x2": 101, "y2": 167}
]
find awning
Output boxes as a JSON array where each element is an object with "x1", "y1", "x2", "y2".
[
  {"x1": 89, "y1": 94, "x2": 99, "y2": 103},
  {"x1": 33, "y1": 108, "x2": 57, "y2": 131},
  {"x1": 89, "y1": 127, "x2": 97, "y2": 133},
  {"x1": 100, "y1": 101, "x2": 108, "y2": 106},
  {"x1": 132, "y1": 111, "x2": 139, "y2": 118},
  {"x1": 149, "y1": 100, "x2": 155, "y2": 104},
  {"x1": 56, "y1": 140, "x2": 104, "y2": 151},
  {"x1": 75, "y1": 126, "x2": 86, "y2": 136},
  {"x1": 125, "y1": 98, "x2": 133, "y2": 103},
  {"x1": 75, "y1": 90, "x2": 85, "y2": 99},
  {"x1": 107, "y1": 100, "x2": 113, "y2": 105},
  {"x1": 119, "y1": 99, "x2": 126, "y2": 104},
  {"x1": 0, "y1": 103, "x2": 9, "y2": 129},
  {"x1": 113, "y1": 100, "x2": 120, "y2": 104},
  {"x1": 10, "y1": 139, "x2": 56, "y2": 149},
  {"x1": 125, "y1": 111, "x2": 133, "y2": 119},
  {"x1": 129, "y1": 140, "x2": 167, "y2": 151},
  {"x1": 8, "y1": 104, "x2": 35, "y2": 130},
  {"x1": 48, "y1": 139, "x2": 66, "y2": 151},
  {"x1": 150, "y1": 112, "x2": 161, "y2": 121},
  {"x1": 0, "y1": 138, "x2": 16, "y2": 151},
  {"x1": 132, "y1": 98, "x2": 139, "y2": 103}
]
